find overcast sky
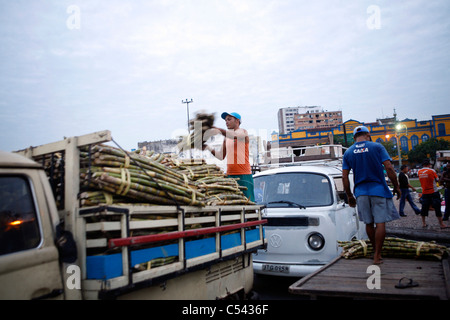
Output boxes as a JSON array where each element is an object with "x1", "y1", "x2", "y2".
[{"x1": 1, "y1": 0, "x2": 449, "y2": 152}]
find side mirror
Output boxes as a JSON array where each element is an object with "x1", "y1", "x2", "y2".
[{"x1": 55, "y1": 223, "x2": 77, "y2": 263}]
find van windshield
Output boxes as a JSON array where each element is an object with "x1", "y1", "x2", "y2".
[{"x1": 254, "y1": 172, "x2": 333, "y2": 207}]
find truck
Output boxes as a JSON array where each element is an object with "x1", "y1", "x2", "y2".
[
  {"x1": 0, "y1": 130, "x2": 266, "y2": 300},
  {"x1": 252, "y1": 150, "x2": 366, "y2": 277}
]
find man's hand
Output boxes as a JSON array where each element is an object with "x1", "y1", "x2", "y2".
[
  {"x1": 347, "y1": 194, "x2": 357, "y2": 208},
  {"x1": 393, "y1": 187, "x2": 402, "y2": 200}
]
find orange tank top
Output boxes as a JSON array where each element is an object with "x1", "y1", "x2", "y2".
[{"x1": 225, "y1": 129, "x2": 251, "y2": 175}]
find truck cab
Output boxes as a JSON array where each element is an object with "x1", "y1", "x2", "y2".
[
  {"x1": 253, "y1": 165, "x2": 366, "y2": 277},
  {"x1": 0, "y1": 151, "x2": 65, "y2": 299}
]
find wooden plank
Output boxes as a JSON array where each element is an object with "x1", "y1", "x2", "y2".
[
  {"x1": 16, "y1": 130, "x2": 112, "y2": 157},
  {"x1": 289, "y1": 256, "x2": 449, "y2": 300}
]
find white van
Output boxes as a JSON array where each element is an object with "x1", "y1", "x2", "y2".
[{"x1": 253, "y1": 165, "x2": 366, "y2": 277}]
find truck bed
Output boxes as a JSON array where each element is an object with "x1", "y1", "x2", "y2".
[
  {"x1": 289, "y1": 256, "x2": 450, "y2": 300},
  {"x1": 78, "y1": 204, "x2": 266, "y2": 299}
]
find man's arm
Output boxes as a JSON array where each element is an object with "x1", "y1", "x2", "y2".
[
  {"x1": 205, "y1": 139, "x2": 226, "y2": 160},
  {"x1": 342, "y1": 169, "x2": 356, "y2": 207},
  {"x1": 383, "y1": 160, "x2": 401, "y2": 199}
]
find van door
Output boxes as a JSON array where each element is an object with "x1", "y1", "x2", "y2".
[
  {"x1": 0, "y1": 173, "x2": 64, "y2": 299},
  {"x1": 333, "y1": 176, "x2": 359, "y2": 241}
]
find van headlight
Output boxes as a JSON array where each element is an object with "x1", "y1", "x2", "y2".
[{"x1": 308, "y1": 233, "x2": 325, "y2": 251}]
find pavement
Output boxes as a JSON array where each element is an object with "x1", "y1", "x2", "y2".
[{"x1": 386, "y1": 194, "x2": 450, "y2": 244}]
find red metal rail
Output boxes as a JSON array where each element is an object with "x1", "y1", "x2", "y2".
[{"x1": 108, "y1": 219, "x2": 267, "y2": 249}]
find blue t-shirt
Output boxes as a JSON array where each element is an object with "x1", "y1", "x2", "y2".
[{"x1": 342, "y1": 141, "x2": 392, "y2": 198}]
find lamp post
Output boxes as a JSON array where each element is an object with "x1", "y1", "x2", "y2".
[
  {"x1": 182, "y1": 99, "x2": 193, "y2": 135},
  {"x1": 182, "y1": 99, "x2": 193, "y2": 159},
  {"x1": 395, "y1": 123, "x2": 408, "y2": 168}
]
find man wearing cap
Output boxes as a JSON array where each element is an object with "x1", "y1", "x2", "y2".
[
  {"x1": 204, "y1": 112, "x2": 255, "y2": 202},
  {"x1": 342, "y1": 126, "x2": 401, "y2": 265},
  {"x1": 419, "y1": 159, "x2": 448, "y2": 228}
]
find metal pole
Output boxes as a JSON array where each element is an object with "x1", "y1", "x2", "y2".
[
  {"x1": 182, "y1": 99, "x2": 193, "y2": 158},
  {"x1": 182, "y1": 99, "x2": 193, "y2": 135}
]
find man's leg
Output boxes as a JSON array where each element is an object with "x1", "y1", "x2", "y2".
[
  {"x1": 399, "y1": 189, "x2": 407, "y2": 216},
  {"x1": 365, "y1": 223, "x2": 384, "y2": 264},
  {"x1": 373, "y1": 223, "x2": 386, "y2": 264}
]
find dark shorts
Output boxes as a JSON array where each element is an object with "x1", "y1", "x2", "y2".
[
  {"x1": 227, "y1": 174, "x2": 255, "y2": 202},
  {"x1": 420, "y1": 192, "x2": 442, "y2": 217}
]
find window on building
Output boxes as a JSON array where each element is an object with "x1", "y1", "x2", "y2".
[
  {"x1": 438, "y1": 123, "x2": 446, "y2": 136},
  {"x1": 400, "y1": 136, "x2": 408, "y2": 152},
  {"x1": 421, "y1": 134, "x2": 429, "y2": 142},
  {"x1": 411, "y1": 135, "x2": 419, "y2": 149}
]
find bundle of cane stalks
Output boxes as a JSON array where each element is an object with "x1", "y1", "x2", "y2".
[
  {"x1": 177, "y1": 112, "x2": 216, "y2": 151},
  {"x1": 338, "y1": 237, "x2": 449, "y2": 261},
  {"x1": 79, "y1": 144, "x2": 253, "y2": 207}
]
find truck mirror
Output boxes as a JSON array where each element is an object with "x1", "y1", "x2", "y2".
[{"x1": 55, "y1": 224, "x2": 77, "y2": 263}]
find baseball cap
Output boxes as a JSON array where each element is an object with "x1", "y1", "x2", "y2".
[
  {"x1": 221, "y1": 112, "x2": 241, "y2": 122},
  {"x1": 353, "y1": 126, "x2": 370, "y2": 137}
]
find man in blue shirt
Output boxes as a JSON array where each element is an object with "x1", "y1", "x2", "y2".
[{"x1": 343, "y1": 126, "x2": 401, "y2": 265}]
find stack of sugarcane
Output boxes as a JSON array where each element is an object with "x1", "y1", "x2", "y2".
[
  {"x1": 79, "y1": 144, "x2": 254, "y2": 207},
  {"x1": 177, "y1": 112, "x2": 216, "y2": 151},
  {"x1": 79, "y1": 144, "x2": 205, "y2": 206},
  {"x1": 194, "y1": 176, "x2": 253, "y2": 206},
  {"x1": 338, "y1": 237, "x2": 449, "y2": 261},
  {"x1": 169, "y1": 157, "x2": 254, "y2": 205}
]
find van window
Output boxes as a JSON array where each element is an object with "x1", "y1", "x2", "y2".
[
  {"x1": 254, "y1": 173, "x2": 333, "y2": 207},
  {"x1": 0, "y1": 176, "x2": 41, "y2": 255}
]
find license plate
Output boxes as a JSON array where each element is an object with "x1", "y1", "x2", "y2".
[{"x1": 262, "y1": 264, "x2": 290, "y2": 273}]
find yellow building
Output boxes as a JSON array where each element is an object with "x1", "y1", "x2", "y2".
[{"x1": 272, "y1": 114, "x2": 450, "y2": 153}]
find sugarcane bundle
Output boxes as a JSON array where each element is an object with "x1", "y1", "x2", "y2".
[
  {"x1": 80, "y1": 144, "x2": 205, "y2": 206},
  {"x1": 338, "y1": 237, "x2": 449, "y2": 261},
  {"x1": 79, "y1": 144, "x2": 254, "y2": 207},
  {"x1": 194, "y1": 176, "x2": 255, "y2": 206},
  {"x1": 177, "y1": 112, "x2": 216, "y2": 151}
]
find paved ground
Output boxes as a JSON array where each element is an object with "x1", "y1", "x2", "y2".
[{"x1": 386, "y1": 192, "x2": 450, "y2": 242}]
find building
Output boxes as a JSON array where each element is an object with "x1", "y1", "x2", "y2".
[
  {"x1": 268, "y1": 114, "x2": 450, "y2": 165},
  {"x1": 277, "y1": 106, "x2": 342, "y2": 134}
]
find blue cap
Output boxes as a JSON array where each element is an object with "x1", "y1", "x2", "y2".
[
  {"x1": 221, "y1": 112, "x2": 241, "y2": 122},
  {"x1": 353, "y1": 126, "x2": 369, "y2": 137}
]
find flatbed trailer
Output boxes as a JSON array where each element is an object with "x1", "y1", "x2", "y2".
[{"x1": 289, "y1": 256, "x2": 450, "y2": 300}]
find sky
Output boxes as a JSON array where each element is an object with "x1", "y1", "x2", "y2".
[{"x1": 0, "y1": 0, "x2": 449, "y2": 152}]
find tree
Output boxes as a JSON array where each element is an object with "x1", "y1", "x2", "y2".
[{"x1": 407, "y1": 138, "x2": 449, "y2": 165}]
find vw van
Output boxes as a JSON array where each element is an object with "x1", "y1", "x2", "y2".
[{"x1": 253, "y1": 165, "x2": 366, "y2": 277}]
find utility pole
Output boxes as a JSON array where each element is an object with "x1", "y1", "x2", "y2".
[
  {"x1": 182, "y1": 99, "x2": 193, "y2": 159},
  {"x1": 182, "y1": 99, "x2": 193, "y2": 135}
]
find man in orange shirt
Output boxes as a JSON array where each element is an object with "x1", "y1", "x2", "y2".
[
  {"x1": 418, "y1": 159, "x2": 448, "y2": 228},
  {"x1": 204, "y1": 112, "x2": 255, "y2": 202}
]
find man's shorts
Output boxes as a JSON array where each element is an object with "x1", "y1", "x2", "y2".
[
  {"x1": 420, "y1": 192, "x2": 442, "y2": 217},
  {"x1": 356, "y1": 195, "x2": 399, "y2": 224}
]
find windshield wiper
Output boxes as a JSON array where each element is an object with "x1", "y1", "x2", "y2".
[{"x1": 268, "y1": 200, "x2": 306, "y2": 210}]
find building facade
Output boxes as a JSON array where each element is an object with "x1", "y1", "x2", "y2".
[
  {"x1": 272, "y1": 114, "x2": 450, "y2": 154},
  {"x1": 277, "y1": 106, "x2": 342, "y2": 134}
]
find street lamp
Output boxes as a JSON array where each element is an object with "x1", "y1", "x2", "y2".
[
  {"x1": 395, "y1": 123, "x2": 408, "y2": 168},
  {"x1": 182, "y1": 99, "x2": 194, "y2": 158}
]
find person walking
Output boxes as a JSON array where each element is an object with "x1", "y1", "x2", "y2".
[
  {"x1": 204, "y1": 112, "x2": 255, "y2": 202},
  {"x1": 342, "y1": 126, "x2": 401, "y2": 265},
  {"x1": 398, "y1": 165, "x2": 421, "y2": 216},
  {"x1": 419, "y1": 159, "x2": 448, "y2": 228},
  {"x1": 439, "y1": 164, "x2": 450, "y2": 221}
]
